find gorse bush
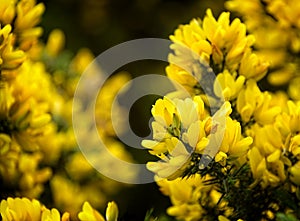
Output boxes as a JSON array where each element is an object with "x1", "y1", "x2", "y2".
[{"x1": 0, "y1": 0, "x2": 300, "y2": 221}]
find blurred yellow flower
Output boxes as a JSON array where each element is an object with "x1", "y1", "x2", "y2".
[
  {"x1": 45, "y1": 29, "x2": 65, "y2": 57},
  {"x1": 0, "y1": 24, "x2": 26, "y2": 70},
  {"x1": 78, "y1": 201, "x2": 119, "y2": 221},
  {"x1": 0, "y1": 0, "x2": 16, "y2": 24}
]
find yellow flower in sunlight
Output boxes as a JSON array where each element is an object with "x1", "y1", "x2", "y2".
[
  {"x1": 219, "y1": 117, "x2": 253, "y2": 160},
  {"x1": 248, "y1": 146, "x2": 281, "y2": 187},
  {"x1": 146, "y1": 137, "x2": 191, "y2": 180},
  {"x1": 143, "y1": 96, "x2": 241, "y2": 178},
  {"x1": 197, "y1": 101, "x2": 232, "y2": 167},
  {"x1": 236, "y1": 80, "x2": 260, "y2": 123},
  {"x1": 151, "y1": 96, "x2": 177, "y2": 129},
  {"x1": 237, "y1": 80, "x2": 281, "y2": 124},
  {"x1": 0, "y1": 25, "x2": 26, "y2": 70},
  {"x1": 275, "y1": 100, "x2": 300, "y2": 139},
  {"x1": 202, "y1": 9, "x2": 255, "y2": 71},
  {"x1": 214, "y1": 151, "x2": 227, "y2": 165},
  {"x1": 78, "y1": 202, "x2": 105, "y2": 221},
  {"x1": 0, "y1": 197, "x2": 42, "y2": 221},
  {"x1": 214, "y1": 70, "x2": 245, "y2": 101},
  {"x1": 247, "y1": 122, "x2": 290, "y2": 187},
  {"x1": 166, "y1": 64, "x2": 199, "y2": 95},
  {"x1": 105, "y1": 202, "x2": 118, "y2": 221},
  {"x1": 0, "y1": 197, "x2": 70, "y2": 221},
  {"x1": 0, "y1": 0, "x2": 16, "y2": 24},
  {"x1": 239, "y1": 49, "x2": 269, "y2": 81},
  {"x1": 253, "y1": 92, "x2": 282, "y2": 125},
  {"x1": 143, "y1": 96, "x2": 211, "y2": 179},
  {"x1": 157, "y1": 174, "x2": 213, "y2": 221},
  {"x1": 41, "y1": 208, "x2": 70, "y2": 221},
  {"x1": 251, "y1": 124, "x2": 283, "y2": 158},
  {"x1": 14, "y1": 0, "x2": 45, "y2": 31},
  {"x1": 78, "y1": 201, "x2": 119, "y2": 221},
  {"x1": 167, "y1": 8, "x2": 268, "y2": 100},
  {"x1": 226, "y1": 0, "x2": 300, "y2": 89},
  {"x1": 170, "y1": 19, "x2": 211, "y2": 63}
]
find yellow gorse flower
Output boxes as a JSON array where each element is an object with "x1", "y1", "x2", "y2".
[
  {"x1": 157, "y1": 174, "x2": 208, "y2": 221},
  {"x1": 214, "y1": 70, "x2": 245, "y2": 101},
  {"x1": 142, "y1": 96, "x2": 212, "y2": 179},
  {"x1": 0, "y1": 197, "x2": 118, "y2": 221},
  {"x1": 78, "y1": 201, "x2": 119, "y2": 221},
  {"x1": 0, "y1": 1, "x2": 133, "y2": 218},
  {"x1": 0, "y1": 25, "x2": 26, "y2": 70},
  {"x1": 0, "y1": 197, "x2": 70, "y2": 221},
  {"x1": 226, "y1": 0, "x2": 300, "y2": 101}
]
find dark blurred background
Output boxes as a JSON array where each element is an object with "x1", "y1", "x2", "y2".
[
  {"x1": 41, "y1": 0, "x2": 225, "y2": 53},
  {"x1": 40, "y1": 0, "x2": 225, "y2": 220}
]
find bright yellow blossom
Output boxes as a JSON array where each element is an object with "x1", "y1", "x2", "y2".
[
  {"x1": 218, "y1": 117, "x2": 253, "y2": 163},
  {"x1": 15, "y1": 0, "x2": 45, "y2": 30},
  {"x1": 0, "y1": 197, "x2": 70, "y2": 221},
  {"x1": 167, "y1": 8, "x2": 268, "y2": 102},
  {"x1": 0, "y1": 197, "x2": 42, "y2": 221},
  {"x1": 239, "y1": 48, "x2": 269, "y2": 81},
  {"x1": 237, "y1": 80, "x2": 281, "y2": 124},
  {"x1": 105, "y1": 202, "x2": 118, "y2": 221},
  {"x1": 157, "y1": 174, "x2": 210, "y2": 221},
  {"x1": 78, "y1": 202, "x2": 105, "y2": 221},
  {"x1": 226, "y1": 0, "x2": 300, "y2": 92},
  {"x1": 0, "y1": 25, "x2": 26, "y2": 70},
  {"x1": 78, "y1": 201, "x2": 119, "y2": 221},
  {"x1": 143, "y1": 96, "x2": 211, "y2": 179},
  {"x1": 41, "y1": 209, "x2": 70, "y2": 221},
  {"x1": 14, "y1": 0, "x2": 45, "y2": 50},
  {"x1": 214, "y1": 70, "x2": 245, "y2": 101},
  {"x1": 0, "y1": 0, "x2": 16, "y2": 24},
  {"x1": 146, "y1": 137, "x2": 192, "y2": 180}
]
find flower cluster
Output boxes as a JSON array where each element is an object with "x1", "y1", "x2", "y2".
[
  {"x1": 143, "y1": 8, "x2": 300, "y2": 221},
  {"x1": 1, "y1": 0, "x2": 300, "y2": 221},
  {"x1": 0, "y1": 0, "x2": 134, "y2": 220},
  {"x1": 226, "y1": 0, "x2": 300, "y2": 100},
  {"x1": 0, "y1": 197, "x2": 118, "y2": 221}
]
